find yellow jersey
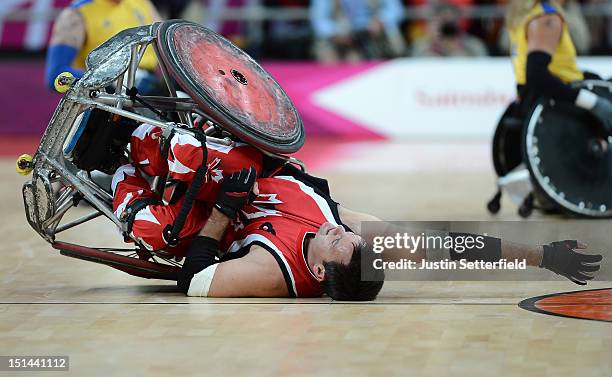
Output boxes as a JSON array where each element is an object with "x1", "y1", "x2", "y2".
[
  {"x1": 509, "y1": 2, "x2": 583, "y2": 85},
  {"x1": 71, "y1": 0, "x2": 158, "y2": 70}
]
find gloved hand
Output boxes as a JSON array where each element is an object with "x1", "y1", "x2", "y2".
[
  {"x1": 215, "y1": 167, "x2": 257, "y2": 220},
  {"x1": 539, "y1": 240, "x2": 602, "y2": 285},
  {"x1": 591, "y1": 96, "x2": 612, "y2": 134}
]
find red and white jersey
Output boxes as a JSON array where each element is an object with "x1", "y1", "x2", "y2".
[
  {"x1": 129, "y1": 123, "x2": 263, "y2": 204},
  {"x1": 221, "y1": 174, "x2": 343, "y2": 298},
  {"x1": 112, "y1": 123, "x2": 264, "y2": 254}
]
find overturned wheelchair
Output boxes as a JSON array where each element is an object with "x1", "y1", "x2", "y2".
[
  {"x1": 18, "y1": 21, "x2": 305, "y2": 279},
  {"x1": 487, "y1": 80, "x2": 612, "y2": 218}
]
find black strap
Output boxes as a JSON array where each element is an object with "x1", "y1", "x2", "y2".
[
  {"x1": 163, "y1": 129, "x2": 208, "y2": 247},
  {"x1": 123, "y1": 197, "x2": 160, "y2": 240},
  {"x1": 126, "y1": 87, "x2": 169, "y2": 121}
]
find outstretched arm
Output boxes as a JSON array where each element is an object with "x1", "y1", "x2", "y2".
[{"x1": 338, "y1": 206, "x2": 601, "y2": 285}]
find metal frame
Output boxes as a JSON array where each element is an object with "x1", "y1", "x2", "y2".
[{"x1": 23, "y1": 24, "x2": 306, "y2": 253}]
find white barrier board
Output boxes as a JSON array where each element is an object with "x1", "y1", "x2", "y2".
[{"x1": 313, "y1": 57, "x2": 612, "y2": 140}]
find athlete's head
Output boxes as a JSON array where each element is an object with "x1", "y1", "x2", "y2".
[{"x1": 308, "y1": 222, "x2": 383, "y2": 301}]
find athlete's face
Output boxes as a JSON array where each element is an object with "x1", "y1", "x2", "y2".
[{"x1": 313, "y1": 222, "x2": 361, "y2": 266}]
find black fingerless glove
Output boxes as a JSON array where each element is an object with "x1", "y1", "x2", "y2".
[
  {"x1": 215, "y1": 166, "x2": 257, "y2": 219},
  {"x1": 539, "y1": 240, "x2": 602, "y2": 285}
]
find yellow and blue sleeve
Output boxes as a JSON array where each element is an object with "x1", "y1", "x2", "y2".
[{"x1": 45, "y1": 44, "x2": 84, "y2": 91}]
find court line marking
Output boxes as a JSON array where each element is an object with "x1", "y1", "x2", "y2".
[{"x1": 0, "y1": 302, "x2": 528, "y2": 305}]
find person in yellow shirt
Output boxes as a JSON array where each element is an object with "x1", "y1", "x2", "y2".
[
  {"x1": 45, "y1": 0, "x2": 162, "y2": 93},
  {"x1": 506, "y1": 0, "x2": 612, "y2": 132}
]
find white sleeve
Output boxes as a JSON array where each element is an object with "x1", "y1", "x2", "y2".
[{"x1": 186, "y1": 264, "x2": 219, "y2": 297}]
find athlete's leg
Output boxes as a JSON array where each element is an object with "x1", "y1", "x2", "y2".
[
  {"x1": 113, "y1": 123, "x2": 265, "y2": 254},
  {"x1": 111, "y1": 164, "x2": 210, "y2": 254},
  {"x1": 129, "y1": 198, "x2": 210, "y2": 255}
]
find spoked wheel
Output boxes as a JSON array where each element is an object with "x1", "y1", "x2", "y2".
[
  {"x1": 53, "y1": 242, "x2": 182, "y2": 280},
  {"x1": 523, "y1": 80, "x2": 612, "y2": 218}
]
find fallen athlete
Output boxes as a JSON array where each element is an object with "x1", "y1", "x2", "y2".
[{"x1": 112, "y1": 124, "x2": 603, "y2": 300}]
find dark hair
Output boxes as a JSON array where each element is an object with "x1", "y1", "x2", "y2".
[{"x1": 321, "y1": 240, "x2": 384, "y2": 301}]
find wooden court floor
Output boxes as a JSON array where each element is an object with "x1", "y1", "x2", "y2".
[{"x1": 1, "y1": 156, "x2": 611, "y2": 377}]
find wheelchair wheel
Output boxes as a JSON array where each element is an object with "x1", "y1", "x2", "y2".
[
  {"x1": 492, "y1": 102, "x2": 524, "y2": 177},
  {"x1": 53, "y1": 242, "x2": 181, "y2": 280},
  {"x1": 523, "y1": 80, "x2": 612, "y2": 218},
  {"x1": 156, "y1": 20, "x2": 304, "y2": 154}
]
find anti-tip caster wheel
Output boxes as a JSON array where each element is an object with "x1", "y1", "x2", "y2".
[
  {"x1": 16, "y1": 154, "x2": 33, "y2": 176},
  {"x1": 54, "y1": 72, "x2": 76, "y2": 94}
]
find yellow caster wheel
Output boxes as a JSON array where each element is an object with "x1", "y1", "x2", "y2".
[
  {"x1": 16, "y1": 154, "x2": 33, "y2": 176},
  {"x1": 54, "y1": 72, "x2": 76, "y2": 94}
]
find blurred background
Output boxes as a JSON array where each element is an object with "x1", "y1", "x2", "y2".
[{"x1": 0, "y1": 1, "x2": 611, "y2": 199}]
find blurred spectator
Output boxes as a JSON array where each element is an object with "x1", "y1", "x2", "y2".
[
  {"x1": 151, "y1": 0, "x2": 191, "y2": 19},
  {"x1": 45, "y1": 0, "x2": 162, "y2": 92},
  {"x1": 584, "y1": 0, "x2": 611, "y2": 55},
  {"x1": 203, "y1": 0, "x2": 259, "y2": 50},
  {"x1": 263, "y1": 0, "x2": 312, "y2": 60},
  {"x1": 310, "y1": 0, "x2": 406, "y2": 63},
  {"x1": 563, "y1": 0, "x2": 591, "y2": 54},
  {"x1": 411, "y1": 2, "x2": 488, "y2": 57},
  {"x1": 405, "y1": 0, "x2": 474, "y2": 44}
]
